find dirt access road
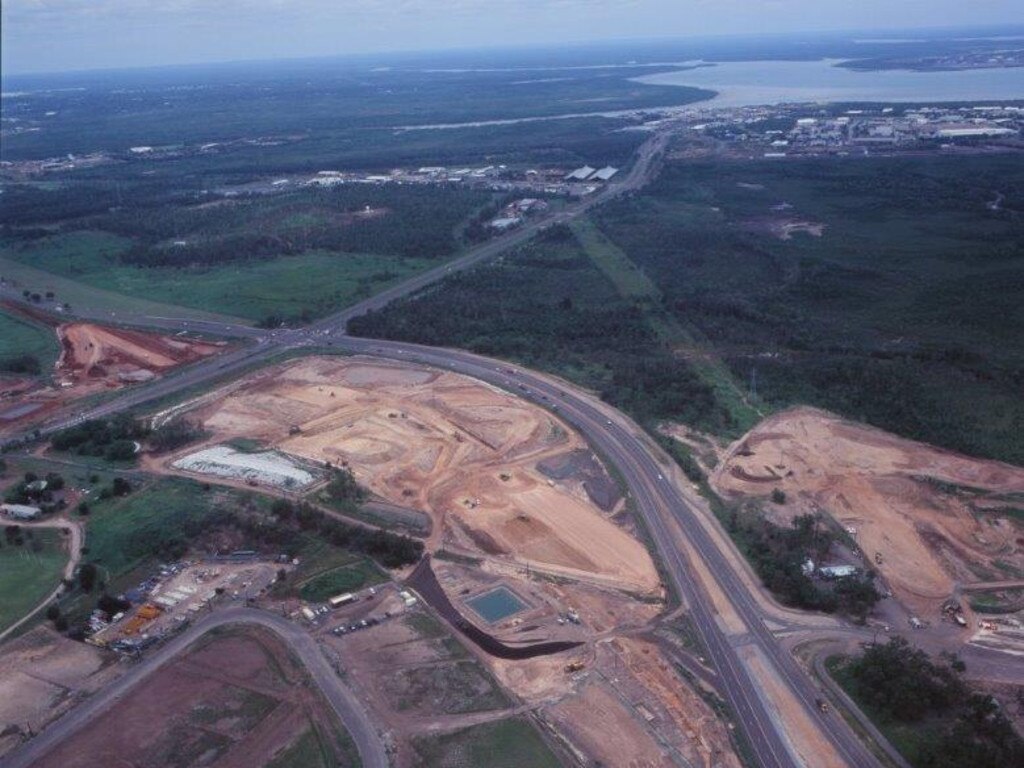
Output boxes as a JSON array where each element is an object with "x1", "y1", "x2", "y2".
[{"x1": 2, "y1": 607, "x2": 387, "y2": 768}]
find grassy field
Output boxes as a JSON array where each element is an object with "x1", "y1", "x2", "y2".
[
  {"x1": 82, "y1": 477, "x2": 251, "y2": 582},
  {"x1": 296, "y1": 559, "x2": 386, "y2": 602},
  {"x1": 0, "y1": 308, "x2": 60, "y2": 370},
  {"x1": 0, "y1": 252, "x2": 244, "y2": 324},
  {"x1": 2, "y1": 232, "x2": 439, "y2": 323},
  {"x1": 411, "y1": 716, "x2": 562, "y2": 768},
  {"x1": 0, "y1": 528, "x2": 67, "y2": 633}
]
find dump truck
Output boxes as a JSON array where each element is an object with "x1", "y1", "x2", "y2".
[{"x1": 564, "y1": 660, "x2": 585, "y2": 673}]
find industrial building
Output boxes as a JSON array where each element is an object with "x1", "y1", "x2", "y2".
[
  {"x1": 566, "y1": 165, "x2": 596, "y2": 181},
  {"x1": 591, "y1": 166, "x2": 619, "y2": 181},
  {"x1": 0, "y1": 503, "x2": 42, "y2": 520}
]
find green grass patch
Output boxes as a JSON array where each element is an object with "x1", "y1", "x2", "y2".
[
  {"x1": 403, "y1": 611, "x2": 449, "y2": 640},
  {"x1": 82, "y1": 476, "x2": 248, "y2": 580},
  {"x1": 0, "y1": 308, "x2": 59, "y2": 373},
  {"x1": 2, "y1": 233, "x2": 438, "y2": 323},
  {"x1": 0, "y1": 528, "x2": 67, "y2": 634},
  {"x1": 0, "y1": 236, "x2": 241, "y2": 324},
  {"x1": 266, "y1": 725, "x2": 351, "y2": 768},
  {"x1": 297, "y1": 560, "x2": 385, "y2": 602},
  {"x1": 412, "y1": 716, "x2": 561, "y2": 768}
]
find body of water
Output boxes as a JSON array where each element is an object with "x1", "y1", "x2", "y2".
[
  {"x1": 466, "y1": 586, "x2": 528, "y2": 623},
  {"x1": 635, "y1": 59, "x2": 1024, "y2": 107}
]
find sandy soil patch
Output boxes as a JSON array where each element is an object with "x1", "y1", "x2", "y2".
[
  {"x1": 0, "y1": 315, "x2": 225, "y2": 435},
  {"x1": 739, "y1": 643, "x2": 845, "y2": 768},
  {"x1": 548, "y1": 683, "x2": 673, "y2": 767},
  {"x1": 711, "y1": 406, "x2": 1024, "y2": 619},
  {"x1": 187, "y1": 356, "x2": 659, "y2": 593},
  {"x1": 742, "y1": 218, "x2": 826, "y2": 240},
  {"x1": 609, "y1": 637, "x2": 745, "y2": 768},
  {"x1": 56, "y1": 322, "x2": 223, "y2": 387},
  {"x1": 0, "y1": 627, "x2": 117, "y2": 758}
]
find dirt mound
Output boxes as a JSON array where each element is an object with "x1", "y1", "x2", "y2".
[
  {"x1": 57, "y1": 323, "x2": 222, "y2": 383},
  {"x1": 712, "y1": 407, "x2": 1024, "y2": 618}
]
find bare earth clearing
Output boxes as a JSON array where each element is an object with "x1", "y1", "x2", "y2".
[
  {"x1": 0, "y1": 319, "x2": 224, "y2": 434},
  {"x1": 711, "y1": 407, "x2": 1024, "y2": 621},
  {"x1": 0, "y1": 627, "x2": 118, "y2": 759},
  {"x1": 186, "y1": 356, "x2": 658, "y2": 593}
]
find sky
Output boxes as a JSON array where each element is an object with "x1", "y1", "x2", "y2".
[{"x1": 3, "y1": 0, "x2": 1024, "y2": 75}]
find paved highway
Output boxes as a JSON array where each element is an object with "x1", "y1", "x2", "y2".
[
  {"x1": 1, "y1": 607, "x2": 388, "y2": 768},
  {"x1": 0, "y1": 129, "x2": 883, "y2": 767}
]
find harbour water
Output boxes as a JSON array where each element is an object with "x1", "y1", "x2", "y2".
[{"x1": 635, "y1": 59, "x2": 1024, "y2": 107}]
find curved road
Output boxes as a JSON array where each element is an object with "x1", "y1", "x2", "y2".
[{"x1": 1, "y1": 607, "x2": 388, "y2": 768}]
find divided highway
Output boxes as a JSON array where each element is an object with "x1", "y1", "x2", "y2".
[{"x1": 1, "y1": 130, "x2": 882, "y2": 767}]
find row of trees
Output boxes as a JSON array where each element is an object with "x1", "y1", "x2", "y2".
[{"x1": 51, "y1": 415, "x2": 149, "y2": 462}]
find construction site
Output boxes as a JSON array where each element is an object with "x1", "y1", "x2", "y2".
[
  {"x1": 149, "y1": 355, "x2": 745, "y2": 766},
  {"x1": 709, "y1": 406, "x2": 1024, "y2": 645}
]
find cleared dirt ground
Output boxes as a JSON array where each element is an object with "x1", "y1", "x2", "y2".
[
  {"x1": 164, "y1": 356, "x2": 743, "y2": 767},
  {"x1": 0, "y1": 319, "x2": 224, "y2": 434},
  {"x1": 33, "y1": 627, "x2": 355, "y2": 768},
  {"x1": 188, "y1": 356, "x2": 658, "y2": 593},
  {"x1": 56, "y1": 322, "x2": 223, "y2": 389},
  {"x1": 0, "y1": 627, "x2": 118, "y2": 759},
  {"x1": 712, "y1": 406, "x2": 1024, "y2": 619}
]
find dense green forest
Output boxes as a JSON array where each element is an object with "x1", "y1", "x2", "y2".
[
  {"x1": 350, "y1": 153, "x2": 1024, "y2": 463},
  {"x1": 592, "y1": 154, "x2": 1024, "y2": 463},
  {"x1": 831, "y1": 637, "x2": 1024, "y2": 767}
]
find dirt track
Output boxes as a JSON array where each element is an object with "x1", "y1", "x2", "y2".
[{"x1": 712, "y1": 407, "x2": 1024, "y2": 618}]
